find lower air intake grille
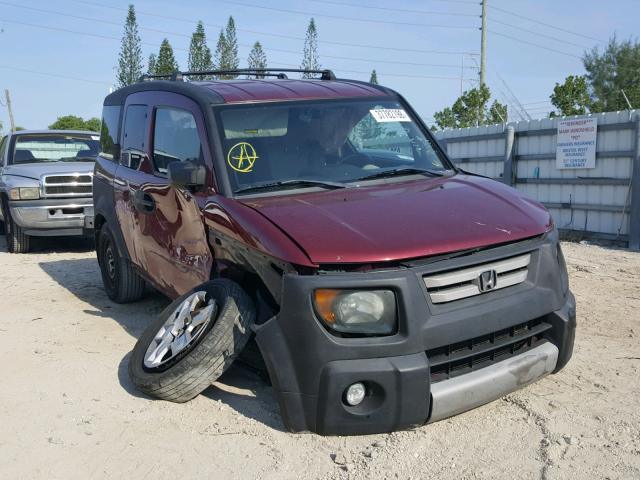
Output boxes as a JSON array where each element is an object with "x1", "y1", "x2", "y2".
[{"x1": 426, "y1": 319, "x2": 552, "y2": 383}]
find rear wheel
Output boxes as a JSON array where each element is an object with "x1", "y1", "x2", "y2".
[
  {"x1": 97, "y1": 225, "x2": 145, "y2": 303},
  {"x1": 129, "y1": 279, "x2": 255, "y2": 403}
]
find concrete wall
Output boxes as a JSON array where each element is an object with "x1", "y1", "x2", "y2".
[{"x1": 434, "y1": 111, "x2": 640, "y2": 249}]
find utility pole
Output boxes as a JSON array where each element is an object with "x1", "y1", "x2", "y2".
[
  {"x1": 480, "y1": 0, "x2": 487, "y2": 87},
  {"x1": 5, "y1": 89, "x2": 16, "y2": 132},
  {"x1": 460, "y1": 56, "x2": 464, "y2": 95}
]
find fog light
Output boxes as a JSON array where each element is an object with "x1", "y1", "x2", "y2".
[{"x1": 345, "y1": 382, "x2": 366, "y2": 406}]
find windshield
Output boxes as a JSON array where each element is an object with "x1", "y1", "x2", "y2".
[
  {"x1": 215, "y1": 98, "x2": 451, "y2": 194},
  {"x1": 11, "y1": 134, "x2": 99, "y2": 164}
]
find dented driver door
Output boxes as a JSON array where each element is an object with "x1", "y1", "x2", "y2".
[{"x1": 124, "y1": 91, "x2": 213, "y2": 298}]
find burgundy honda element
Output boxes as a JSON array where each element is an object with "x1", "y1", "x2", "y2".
[{"x1": 93, "y1": 68, "x2": 575, "y2": 435}]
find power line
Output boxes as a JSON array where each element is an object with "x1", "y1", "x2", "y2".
[
  {"x1": 212, "y1": 0, "x2": 479, "y2": 29},
  {"x1": 302, "y1": 0, "x2": 478, "y2": 17},
  {"x1": 0, "y1": 19, "x2": 469, "y2": 83},
  {"x1": 0, "y1": 3, "x2": 478, "y2": 71},
  {"x1": 0, "y1": 18, "x2": 189, "y2": 51},
  {"x1": 521, "y1": 100, "x2": 553, "y2": 106},
  {"x1": 489, "y1": 4, "x2": 605, "y2": 44},
  {"x1": 73, "y1": 0, "x2": 479, "y2": 56},
  {"x1": 488, "y1": 30, "x2": 582, "y2": 59},
  {"x1": 488, "y1": 18, "x2": 590, "y2": 50},
  {"x1": 0, "y1": 65, "x2": 111, "y2": 85}
]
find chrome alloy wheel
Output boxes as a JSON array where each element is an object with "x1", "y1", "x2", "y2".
[{"x1": 144, "y1": 291, "x2": 217, "y2": 369}]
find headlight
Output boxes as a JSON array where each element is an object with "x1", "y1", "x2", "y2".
[
  {"x1": 9, "y1": 187, "x2": 40, "y2": 200},
  {"x1": 313, "y1": 289, "x2": 397, "y2": 336}
]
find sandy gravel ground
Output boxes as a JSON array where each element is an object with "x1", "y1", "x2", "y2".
[{"x1": 0, "y1": 236, "x2": 638, "y2": 480}]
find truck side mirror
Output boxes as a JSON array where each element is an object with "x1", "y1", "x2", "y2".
[{"x1": 167, "y1": 161, "x2": 206, "y2": 190}]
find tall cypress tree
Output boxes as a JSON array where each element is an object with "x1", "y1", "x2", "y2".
[
  {"x1": 369, "y1": 69, "x2": 378, "y2": 84},
  {"x1": 214, "y1": 17, "x2": 240, "y2": 80},
  {"x1": 116, "y1": 5, "x2": 143, "y2": 87},
  {"x1": 155, "y1": 39, "x2": 179, "y2": 76},
  {"x1": 188, "y1": 21, "x2": 213, "y2": 79},
  {"x1": 213, "y1": 30, "x2": 227, "y2": 78},
  {"x1": 301, "y1": 18, "x2": 320, "y2": 78},
  {"x1": 147, "y1": 53, "x2": 157, "y2": 75},
  {"x1": 247, "y1": 41, "x2": 267, "y2": 78},
  {"x1": 223, "y1": 16, "x2": 239, "y2": 78}
]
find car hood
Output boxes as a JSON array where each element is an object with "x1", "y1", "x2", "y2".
[
  {"x1": 240, "y1": 174, "x2": 552, "y2": 264},
  {"x1": 2, "y1": 162, "x2": 94, "y2": 181}
]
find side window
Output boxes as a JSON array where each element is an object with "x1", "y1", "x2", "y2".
[
  {"x1": 122, "y1": 104, "x2": 148, "y2": 169},
  {"x1": 152, "y1": 107, "x2": 202, "y2": 174},
  {"x1": 0, "y1": 136, "x2": 7, "y2": 166},
  {"x1": 99, "y1": 105, "x2": 121, "y2": 162}
]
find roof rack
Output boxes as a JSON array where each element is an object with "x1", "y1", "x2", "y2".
[{"x1": 138, "y1": 68, "x2": 336, "y2": 83}]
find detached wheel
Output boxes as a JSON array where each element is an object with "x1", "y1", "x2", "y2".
[
  {"x1": 129, "y1": 279, "x2": 255, "y2": 403},
  {"x1": 4, "y1": 208, "x2": 30, "y2": 253},
  {"x1": 97, "y1": 225, "x2": 145, "y2": 303}
]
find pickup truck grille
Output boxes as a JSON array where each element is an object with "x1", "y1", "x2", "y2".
[
  {"x1": 427, "y1": 318, "x2": 552, "y2": 383},
  {"x1": 42, "y1": 174, "x2": 93, "y2": 198},
  {"x1": 423, "y1": 253, "x2": 531, "y2": 304}
]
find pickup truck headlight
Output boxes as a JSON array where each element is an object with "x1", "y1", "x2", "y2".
[
  {"x1": 9, "y1": 187, "x2": 40, "y2": 200},
  {"x1": 313, "y1": 289, "x2": 397, "y2": 335}
]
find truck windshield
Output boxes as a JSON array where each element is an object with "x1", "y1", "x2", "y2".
[
  {"x1": 11, "y1": 134, "x2": 99, "y2": 164},
  {"x1": 215, "y1": 98, "x2": 451, "y2": 194}
]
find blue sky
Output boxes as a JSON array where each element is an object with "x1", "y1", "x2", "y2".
[{"x1": 0, "y1": 0, "x2": 638, "y2": 131}]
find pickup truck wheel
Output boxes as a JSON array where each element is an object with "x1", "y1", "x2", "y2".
[
  {"x1": 4, "y1": 209, "x2": 30, "y2": 254},
  {"x1": 128, "y1": 279, "x2": 255, "y2": 403},
  {"x1": 97, "y1": 225, "x2": 145, "y2": 303}
]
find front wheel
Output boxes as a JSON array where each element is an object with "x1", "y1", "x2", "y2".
[
  {"x1": 128, "y1": 279, "x2": 255, "y2": 403},
  {"x1": 4, "y1": 208, "x2": 30, "y2": 253}
]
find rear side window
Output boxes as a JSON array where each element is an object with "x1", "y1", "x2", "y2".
[
  {"x1": 99, "y1": 105, "x2": 121, "y2": 161},
  {"x1": 122, "y1": 105, "x2": 148, "y2": 152},
  {"x1": 122, "y1": 105, "x2": 148, "y2": 169},
  {"x1": 152, "y1": 107, "x2": 202, "y2": 174}
]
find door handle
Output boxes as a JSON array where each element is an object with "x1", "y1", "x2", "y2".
[{"x1": 133, "y1": 190, "x2": 156, "y2": 214}]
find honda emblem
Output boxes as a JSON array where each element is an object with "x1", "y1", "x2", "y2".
[{"x1": 478, "y1": 270, "x2": 497, "y2": 292}]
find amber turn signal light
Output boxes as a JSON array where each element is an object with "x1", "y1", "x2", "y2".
[{"x1": 314, "y1": 289, "x2": 340, "y2": 324}]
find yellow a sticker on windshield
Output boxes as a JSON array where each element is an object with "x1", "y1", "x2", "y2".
[{"x1": 227, "y1": 142, "x2": 258, "y2": 173}]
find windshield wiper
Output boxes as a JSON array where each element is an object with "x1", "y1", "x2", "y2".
[
  {"x1": 356, "y1": 167, "x2": 447, "y2": 182},
  {"x1": 234, "y1": 178, "x2": 347, "y2": 195}
]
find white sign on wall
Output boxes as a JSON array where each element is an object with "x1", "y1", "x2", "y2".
[{"x1": 556, "y1": 117, "x2": 597, "y2": 169}]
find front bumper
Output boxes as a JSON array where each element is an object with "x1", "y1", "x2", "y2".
[
  {"x1": 255, "y1": 233, "x2": 576, "y2": 435},
  {"x1": 9, "y1": 198, "x2": 93, "y2": 236}
]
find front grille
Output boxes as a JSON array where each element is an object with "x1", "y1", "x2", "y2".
[
  {"x1": 423, "y1": 253, "x2": 531, "y2": 303},
  {"x1": 427, "y1": 318, "x2": 552, "y2": 383},
  {"x1": 42, "y1": 174, "x2": 93, "y2": 198}
]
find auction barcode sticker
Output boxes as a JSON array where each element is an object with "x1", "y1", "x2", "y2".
[
  {"x1": 91, "y1": 135, "x2": 100, "y2": 141},
  {"x1": 370, "y1": 109, "x2": 411, "y2": 123}
]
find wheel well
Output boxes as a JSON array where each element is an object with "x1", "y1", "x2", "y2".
[{"x1": 94, "y1": 213, "x2": 106, "y2": 232}]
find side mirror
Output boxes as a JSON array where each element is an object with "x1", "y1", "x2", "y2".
[{"x1": 167, "y1": 161, "x2": 206, "y2": 189}]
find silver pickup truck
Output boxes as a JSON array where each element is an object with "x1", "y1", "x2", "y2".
[{"x1": 0, "y1": 130, "x2": 98, "y2": 253}]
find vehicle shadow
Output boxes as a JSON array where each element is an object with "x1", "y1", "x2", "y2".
[
  {"x1": 202, "y1": 365, "x2": 285, "y2": 432},
  {"x1": 0, "y1": 234, "x2": 95, "y2": 254},
  {"x1": 38, "y1": 256, "x2": 281, "y2": 430},
  {"x1": 37, "y1": 257, "x2": 169, "y2": 340}
]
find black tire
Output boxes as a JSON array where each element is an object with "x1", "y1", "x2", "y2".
[
  {"x1": 97, "y1": 224, "x2": 145, "y2": 303},
  {"x1": 129, "y1": 279, "x2": 255, "y2": 403},
  {"x1": 4, "y1": 206, "x2": 30, "y2": 253}
]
